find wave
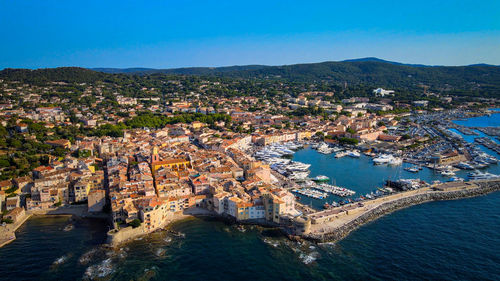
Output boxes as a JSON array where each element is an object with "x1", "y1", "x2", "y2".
[
  {"x1": 52, "y1": 254, "x2": 71, "y2": 267},
  {"x1": 84, "y1": 258, "x2": 115, "y2": 280},
  {"x1": 79, "y1": 248, "x2": 100, "y2": 265}
]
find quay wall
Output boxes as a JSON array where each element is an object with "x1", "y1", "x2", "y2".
[
  {"x1": 0, "y1": 213, "x2": 32, "y2": 248},
  {"x1": 106, "y1": 225, "x2": 147, "y2": 247},
  {"x1": 106, "y1": 211, "x2": 195, "y2": 247},
  {"x1": 304, "y1": 179, "x2": 500, "y2": 243}
]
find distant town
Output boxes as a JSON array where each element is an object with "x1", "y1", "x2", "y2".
[{"x1": 0, "y1": 69, "x2": 498, "y2": 247}]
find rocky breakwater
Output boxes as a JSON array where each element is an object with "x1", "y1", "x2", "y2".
[{"x1": 304, "y1": 179, "x2": 500, "y2": 243}]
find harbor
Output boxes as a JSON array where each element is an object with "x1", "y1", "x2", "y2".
[{"x1": 304, "y1": 179, "x2": 500, "y2": 242}]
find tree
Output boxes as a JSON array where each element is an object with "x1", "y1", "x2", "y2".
[
  {"x1": 1, "y1": 218, "x2": 13, "y2": 224},
  {"x1": 338, "y1": 137, "x2": 359, "y2": 145},
  {"x1": 129, "y1": 219, "x2": 141, "y2": 228}
]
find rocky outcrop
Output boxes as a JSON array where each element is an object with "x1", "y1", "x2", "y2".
[{"x1": 304, "y1": 180, "x2": 500, "y2": 243}]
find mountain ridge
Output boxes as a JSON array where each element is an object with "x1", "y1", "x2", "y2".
[{"x1": 90, "y1": 57, "x2": 499, "y2": 74}]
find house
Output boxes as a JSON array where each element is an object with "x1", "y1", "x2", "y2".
[
  {"x1": 5, "y1": 196, "x2": 20, "y2": 211},
  {"x1": 189, "y1": 175, "x2": 210, "y2": 195},
  {"x1": 412, "y1": 100, "x2": 429, "y2": 107},
  {"x1": 373, "y1": 88, "x2": 395, "y2": 97},
  {"x1": 13, "y1": 176, "x2": 32, "y2": 194},
  {"x1": 0, "y1": 180, "x2": 13, "y2": 192},
  {"x1": 5, "y1": 207, "x2": 25, "y2": 223},
  {"x1": 45, "y1": 139, "x2": 71, "y2": 149},
  {"x1": 16, "y1": 123, "x2": 29, "y2": 133}
]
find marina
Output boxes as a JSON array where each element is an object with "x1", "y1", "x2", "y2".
[{"x1": 289, "y1": 110, "x2": 500, "y2": 210}]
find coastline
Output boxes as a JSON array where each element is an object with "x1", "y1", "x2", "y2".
[
  {"x1": 105, "y1": 207, "x2": 217, "y2": 247},
  {"x1": 3, "y1": 180, "x2": 500, "y2": 249},
  {"x1": 0, "y1": 213, "x2": 32, "y2": 248},
  {"x1": 0, "y1": 205, "x2": 108, "y2": 249},
  {"x1": 303, "y1": 179, "x2": 500, "y2": 243}
]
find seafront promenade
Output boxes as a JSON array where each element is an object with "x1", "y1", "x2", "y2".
[{"x1": 304, "y1": 179, "x2": 500, "y2": 242}]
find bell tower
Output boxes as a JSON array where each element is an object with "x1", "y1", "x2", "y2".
[{"x1": 151, "y1": 146, "x2": 160, "y2": 163}]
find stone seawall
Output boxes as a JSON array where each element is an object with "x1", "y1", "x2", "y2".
[
  {"x1": 105, "y1": 210, "x2": 200, "y2": 247},
  {"x1": 304, "y1": 180, "x2": 500, "y2": 243},
  {"x1": 106, "y1": 225, "x2": 147, "y2": 247}
]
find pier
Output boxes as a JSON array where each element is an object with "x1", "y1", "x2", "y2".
[{"x1": 303, "y1": 179, "x2": 500, "y2": 243}]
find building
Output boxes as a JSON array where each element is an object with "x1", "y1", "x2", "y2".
[
  {"x1": 88, "y1": 189, "x2": 106, "y2": 213},
  {"x1": 5, "y1": 207, "x2": 25, "y2": 223},
  {"x1": 413, "y1": 100, "x2": 429, "y2": 107},
  {"x1": 5, "y1": 196, "x2": 20, "y2": 211},
  {"x1": 373, "y1": 88, "x2": 395, "y2": 97},
  {"x1": 45, "y1": 139, "x2": 71, "y2": 149},
  {"x1": 150, "y1": 147, "x2": 191, "y2": 174},
  {"x1": 437, "y1": 151, "x2": 467, "y2": 165}
]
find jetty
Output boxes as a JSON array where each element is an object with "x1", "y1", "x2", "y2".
[{"x1": 302, "y1": 179, "x2": 500, "y2": 243}]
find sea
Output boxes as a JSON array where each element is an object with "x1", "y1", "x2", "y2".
[{"x1": 1, "y1": 111, "x2": 499, "y2": 281}]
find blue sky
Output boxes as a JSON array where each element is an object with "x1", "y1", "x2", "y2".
[{"x1": 1, "y1": 0, "x2": 499, "y2": 68}]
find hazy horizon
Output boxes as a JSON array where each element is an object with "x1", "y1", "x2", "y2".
[{"x1": 2, "y1": 56, "x2": 499, "y2": 71}]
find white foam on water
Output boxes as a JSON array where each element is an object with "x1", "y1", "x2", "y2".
[
  {"x1": 84, "y1": 258, "x2": 114, "y2": 279},
  {"x1": 63, "y1": 224, "x2": 74, "y2": 232},
  {"x1": 155, "y1": 248, "x2": 166, "y2": 257},
  {"x1": 299, "y1": 251, "x2": 319, "y2": 265},
  {"x1": 79, "y1": 248, "x2": 99, "y2": 265},
  {"x1": 52, "y1": 254, "x2": 70, "y2": 266},
  {"x1": 263, "y1": 238, "x2": 280, "y2": 248}
]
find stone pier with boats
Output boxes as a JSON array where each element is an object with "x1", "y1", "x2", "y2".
[{"x1": 301, "y1": 179, "x2": 500, "y2": 243}]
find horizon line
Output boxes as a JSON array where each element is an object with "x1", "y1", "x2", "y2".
[{"x1": 1, "y1": 57, "x2": 499, "y2": 71}]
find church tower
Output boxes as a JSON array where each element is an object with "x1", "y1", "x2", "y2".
[{"x1": 151, "y1": 146, "x2": 160, "y2": 163}]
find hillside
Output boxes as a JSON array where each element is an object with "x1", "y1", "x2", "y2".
[
  {"x1": 0, "y1": 67, "x2": 114, "y2": 84},
  {"x1": 1, "y1": 59, "x2": 500, "y2": 96},
  {"x1": 92, "y1": 59, "x2": 500, "y2": 94}
]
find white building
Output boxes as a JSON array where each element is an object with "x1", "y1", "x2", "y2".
[{"x1": 373, "y1": 88, "x2": 395, "y2": 97}]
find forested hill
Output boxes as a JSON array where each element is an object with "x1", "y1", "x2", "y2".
[
  {"x1": 1, "y1": 59, "x2": 500, "y2": 96},
  {"x1": 92, "y1": 59, "x2": 500, "y2": 93},
  {"x1": 0, "y1": 67, "x2": 115, "y2": 84}
]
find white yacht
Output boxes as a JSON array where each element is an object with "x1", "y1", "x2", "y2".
[
  {"x1": 388, "y1": 157, "x2": 403, "y2": 165},
  {"x1": 441, "y1": 170, "x2": 456, "y2": 177},
  {"x1": 373, "y1": 154, "x2": 393, "y2": 165},
  {"x1": 347, "y1": 150, "x2": 361, "y2": 158},
  {"x1": 468, "y1": 171, "x2": 499, "y2": 180}
]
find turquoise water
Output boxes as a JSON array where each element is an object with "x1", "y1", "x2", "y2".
[
  {"x1": 454, "y1": 112, "x2": 500, "y2": 128},
  {"x1": 292, "y1": 110, "x2": 500, "y2": 209},
  {"x1": 0, "y1": 112, "x2": 499, "y2": 281}
]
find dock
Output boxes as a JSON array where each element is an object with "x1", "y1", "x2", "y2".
[{"x1": 303, "y1": 179, "x2": 500, "y2": 243}]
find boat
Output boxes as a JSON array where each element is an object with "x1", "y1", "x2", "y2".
[
  {"x1": 335, "y1": 151, "x2": 348, "y2": 158},
  {"x1": 347, "y1": 150, "x2": 361, "y2": 158},
  {"x1": 317, "y1": 144, "x2": 336, "y2": 154},
  {"x1": 373, "y1": 154, "x2": 401, "y2": 165},
  {"x1": 404, "y1": 166, "x2": 419, "y2": 173},
  {"x1": 312, "y1": 175, "x2": 330, "y2": 183},
  {"x1": 440, "y1": 170, "x2": 456, "y2": 177},
  {"x1": 292, "y1": 188, "x2": 327, "y2": 199},
  {"x1": 456, "y1": 162, "x2": 475, "y2": 170},
  {"x1": 448, "y1": 176, "x2": 464, "y2": 182},
  {"x1": 373, "y1": 154, "x2": 393, "y2": 165},
  {"x1": 313, "y1": 183, "x2": 356, "y2": 197},
  {"x1": 388, "y1": 157, "x2": 403, "y2": 165},
  {"x1": 467, "y1": 171, "x2": 500, "y2": 180}
]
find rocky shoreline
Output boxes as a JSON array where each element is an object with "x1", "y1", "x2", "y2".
[{"x1": 303, "y1": 179, "x2": 500, "y2": 243}]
